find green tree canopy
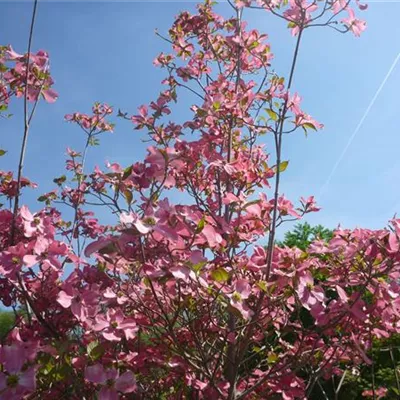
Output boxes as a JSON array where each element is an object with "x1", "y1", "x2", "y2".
[
  {"x1": 277, "y1": 222, "x2": 333, "y2": 251},
  {"x1": 0, "y1": 311, "x2": 15, "y2": 340}
]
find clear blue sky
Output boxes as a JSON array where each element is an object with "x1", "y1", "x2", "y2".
[{"x1": 1, "y1": 0, "x2": 399, "y2": 238}]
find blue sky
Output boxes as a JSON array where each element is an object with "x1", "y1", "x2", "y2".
[{"x1": 0, "y1": 0, "x2": 399, "y2": 239}]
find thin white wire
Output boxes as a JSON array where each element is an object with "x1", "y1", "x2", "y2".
[{"x1": 318, "y1": 52, "x2": 400, "y2": 199}]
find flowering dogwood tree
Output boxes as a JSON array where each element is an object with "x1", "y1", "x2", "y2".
[{"x1": 2, "y1": 0, "x2": 398, "y2": 399}]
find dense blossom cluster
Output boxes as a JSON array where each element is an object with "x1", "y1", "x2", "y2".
[
  {"x1": 1, "y1": 0, "x2": 394, "y2": 399},
  {"x1": 0, "y1": 45, "x2": 57, "y2": 115}
]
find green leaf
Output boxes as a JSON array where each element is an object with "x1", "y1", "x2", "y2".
[
  {"x1": 192, "y1": 261, "x2": 207, "y2": 274},
  {"x1": 88, "y1": 137, "x2": 100, "y2": 146},
  {"x1": 170, "y1": 89, "x2": 177, "y2": 103},
  {"x1": 274, "y1": 160, "x2": 289, "y2": 173},
  {"x1": 211, "y1": 268, "x2": 229, "y2": 283},
  {"x1": 0, "y1": 149, "x2": 7, "y2": 156},
  {"x1": 143, "y1": 277, "x2": 151, "y2": 287},
  {"x1": 122, "y1": 165, "x2": 133, "y2": 180},
  {"x1": 244, "y1": 199, "x2": 261, "y2": 209},
  {"x1": 265, "y1": 108, "x2": 278, "y2": 121},
  {"x1": 212, "y1": 101, "x2": 221, "y2": 111},
  {"x1": 124, "y1": 190, "x2": 133, "y2": 205},
  {"x1": 0, "y1": 311, "x2": 15, "y2": 339},
  {"x1": 256, "y1": 281, "x2": 267, "y2": 292},
  {"x1": 267, "y1": 352, "x2": 278, "y2": 364},
  {"x1": 249, "y1": 40, "x2": 260, "y2": 50},
  {"x1": 257, "y1": 116, "x2": 267, "y2": 124},
  {"x1": 303, "y1": 122, "x2": 317, "y2": 131},
  {"x1": 87, "y1": 341, "x2": 104, "y2": 361},
  {"x1": 196, "y1": 217, "x2": 206, "y2": 233},
  {"x1": 53, "y1": 364, "x2": 72, "y2": 382},
  {"x1": 53, "y1": 175, "x2": 66, "y2": 186},
  {"x1": 196, "y1": 108, "x2": 207, "y2": 117},
  {"x1": 42, "y1": 361, "x2": 55, "y2": 375}
]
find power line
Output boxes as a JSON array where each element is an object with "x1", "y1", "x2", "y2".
[{"x1": 318, "y1": 51, "x2": 400, "y2": 199}]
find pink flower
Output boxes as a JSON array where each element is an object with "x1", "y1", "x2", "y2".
[
  {"x1": 362, "y1": 387, "x2": 387, "y2": 399},
  {"x1": 0, "y1": 345, "x2": 35, "y2": 400},
  {"x1": 85, "y1": 364, "x2": 136, "y2": 400},
  {"x1": 296, "y1": 272, "x2": 325, "y2": 310},
  {"x1": 332, "y1": 0, "x2": 349, "y2": 14},
  {"x1": 93, "y1": 309, "x2": 138, "y2": 342},
  {"x1": 288, "y1": 92, "x2": 302, "y2": 114},
  {"x1": 5, "y1": 46, "x2": 23, "y2": 60},
  {"x1": 57, "y1": 285, "x2": 98, "y2": 321},
  {"x1": 284, "y1": 0, "x2": 318, "y2": 35},
  {"x1": 274, "y1": 196, "x2": 301, "y2": 218},
  {"x1": 84, "y1": 237, "x2": 115, "y2": 258},
  {"x1": 120, "y1": 212, "x2": 151, "y2": 235},
  {"x1": 20, "y1": 205, "x2": 44, "y2": 238},
  {"x1": 351, "y1": 332, "x2": 372, "y2": 365},
  {"x1": 131, "y1": 104, "x2": 154, "y2": 129},
  {"x1": 294, "y1": 113, "x2": 323, "y2": 130},
  {"x1": 170, "y1": 265, "x2": 192, "y2": 282},
  {"x1": 103, "y1": 287, "x2": 128, "y2": 305},
  {"x1": 228, "y1": 279, "x2": 254, "y2": 320},
  {"x1": 42, "y1": 88, "x2": 58, "y2": 103},
  {"x1": 300, "y1": 196, "x2": 321, "y2": 213},
  {"x1": 202, "y1": 224, "x2": 224, "y2": 248},
  {"x1": 0, "y1": 244, "x2": 27, "y2": 278},
  {"x1": 342, "y1": 9, "x2": 367, "y2": 37}
]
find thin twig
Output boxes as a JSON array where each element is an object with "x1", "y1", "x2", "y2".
[
  {"x1": 10, "y1": 0, "x2": 40, "y2": 324},
  {"x1": 10, "y1": 0, "x2": 39, "y2": 243}
]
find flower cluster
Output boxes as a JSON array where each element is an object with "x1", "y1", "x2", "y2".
[{"x1": 0, "y1": 45, "x2": 57, "y2": 115}]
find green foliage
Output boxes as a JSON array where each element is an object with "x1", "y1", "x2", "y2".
[
  {"x1": 211, "y1": 268, "x2": 229, "y2": 283},
  {"x1": 277, "y1": 222, "x2": 333, "y2": 251},
  {"x1": 0, "y1": 310, "x2": 15, "y2": 340},
  {"x1": 87, "y1": 340, "x2": 105, "y2": 361}
]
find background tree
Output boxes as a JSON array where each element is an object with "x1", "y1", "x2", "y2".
[
  {"x1": 0, "y1": 310, "x2": 15, "y2": 341},
  {"x1": 277, "y1": 222, "x2": 333, "y2": 251}
]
